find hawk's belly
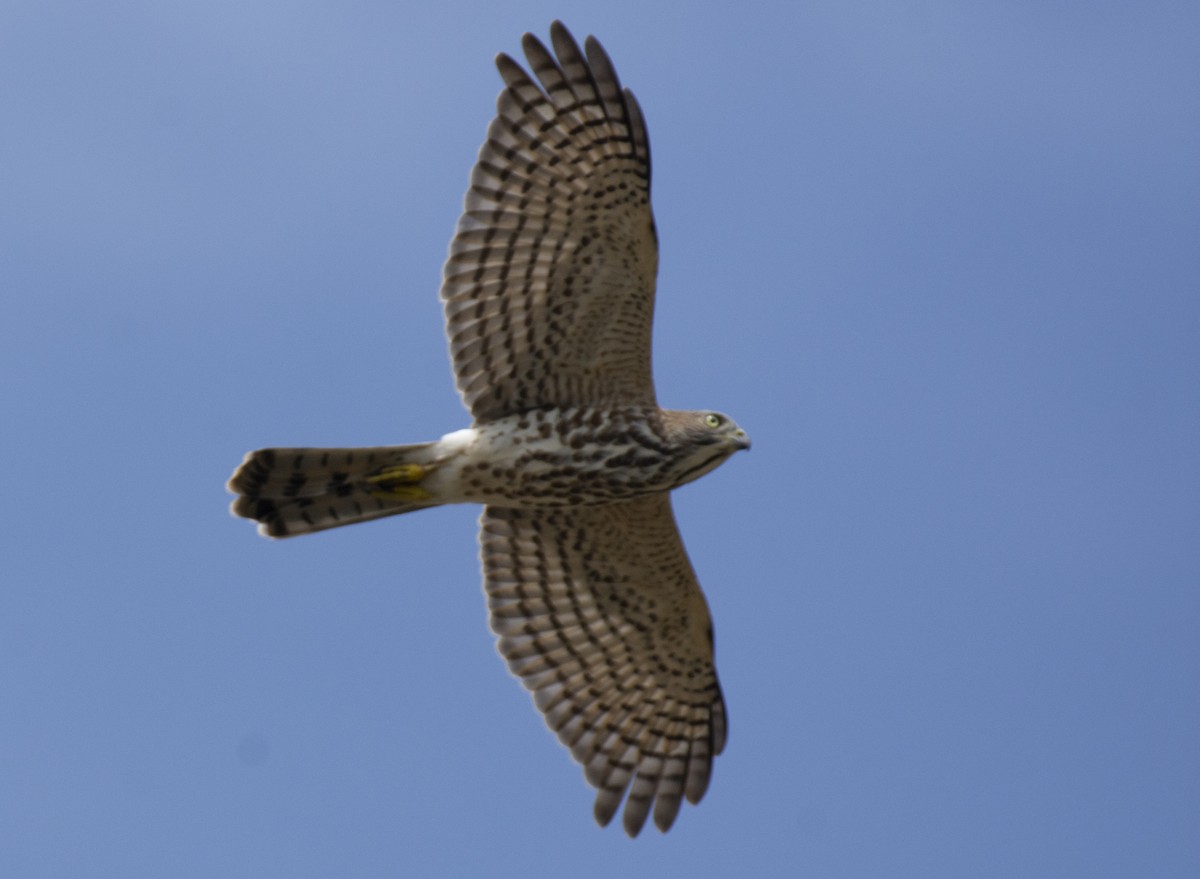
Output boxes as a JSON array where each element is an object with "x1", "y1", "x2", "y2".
[{"x1": 426, "y1": 409, "x2": 726, "y2": 507}]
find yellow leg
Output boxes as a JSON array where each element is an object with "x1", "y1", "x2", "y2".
[{"x1": 366, "y1": 464, "x2": 435, "y2": 501}]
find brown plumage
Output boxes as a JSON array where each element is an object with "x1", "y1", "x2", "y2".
[{"x1": 227, "y1": 21, "x2": 748, "y2": 836}]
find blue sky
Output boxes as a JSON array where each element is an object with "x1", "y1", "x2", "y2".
[{"x1": 2, "y1": 1, "x2": 1198, "y2": 876}]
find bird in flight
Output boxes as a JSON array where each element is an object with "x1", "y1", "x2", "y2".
[{"x1": 227, "y1": 21, "x2": 748, "y2": 837}]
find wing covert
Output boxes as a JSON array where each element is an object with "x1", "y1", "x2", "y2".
[
  {"x1": 442, "y1": 21, "x2": 658, "y2": 421},
  {"x1": 480, "y1": 495, "x2": 727, "y2": 836}
]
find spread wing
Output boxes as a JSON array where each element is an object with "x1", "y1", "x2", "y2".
[
  {"x1": 480, "y1": 495, "x2": 727, "y2": 836},
  {"x1": 442, "y1": 20, "x2": 658, "y2": 422}
]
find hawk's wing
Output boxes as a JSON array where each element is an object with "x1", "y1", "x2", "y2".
[
  {"x1": 442, "y1": 21, "x2": 658, "y2": 422},
  {"x1": 480, "y1": 495, "x2": 727, "y2": 836}
]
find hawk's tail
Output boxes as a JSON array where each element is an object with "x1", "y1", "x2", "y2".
[{"x1": 227, "y1": 444, "x2": 443, "y2": 538}]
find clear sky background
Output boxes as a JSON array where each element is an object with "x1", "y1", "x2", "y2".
[{"x1": 3, "y1": 2, "x2": 1197, "y2": 877}]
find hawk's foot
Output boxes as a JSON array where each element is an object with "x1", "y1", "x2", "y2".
[{"x1": 366, "y1": 464, "x2": 435, "y2": 501}]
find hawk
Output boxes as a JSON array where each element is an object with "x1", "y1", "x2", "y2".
[{"x1": 227, "y1": 21, "x2": 749, "y2": 837}]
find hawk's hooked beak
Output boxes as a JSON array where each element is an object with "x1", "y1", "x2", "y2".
[{"x1": 733, "y1": 429, "x2": 751, "y2": 451}]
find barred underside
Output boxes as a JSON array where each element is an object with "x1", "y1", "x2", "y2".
[
  {"x1": 442, "y1": 20, "x2": 659, "y2": 422},
  {"x1": 480, "y1": 495, "x2": 727, "y2": 836},
  {"x1": 226, "y1": 22, "x2": 740, "y2": 838}
]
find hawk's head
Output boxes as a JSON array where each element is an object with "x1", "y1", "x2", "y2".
[{"x1": 659, "y1": 409, "x2": 750, "y2": 487}]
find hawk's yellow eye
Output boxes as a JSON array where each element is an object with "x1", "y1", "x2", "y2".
[{"x1": 704, "y1": 414, "x2": 722, "y2": 428}]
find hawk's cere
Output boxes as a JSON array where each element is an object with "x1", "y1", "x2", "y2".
[{"x1": 227, "y1": 21, "x2": 749, "y2": 837}]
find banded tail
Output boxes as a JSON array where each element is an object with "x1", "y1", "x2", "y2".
[{"x1": 227, "y1": 444, "x2": 442, "y2": 538}]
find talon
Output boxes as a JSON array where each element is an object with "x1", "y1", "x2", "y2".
[
  {"x1": 367, "y1": 464, "x2": 428, "y2": 484},
  {"x1": 366, "y1": 463, "x2": 435, "y2": 501},
  {"x1": 369, "y1": 484, "x2": 433, "y2": 501}
]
